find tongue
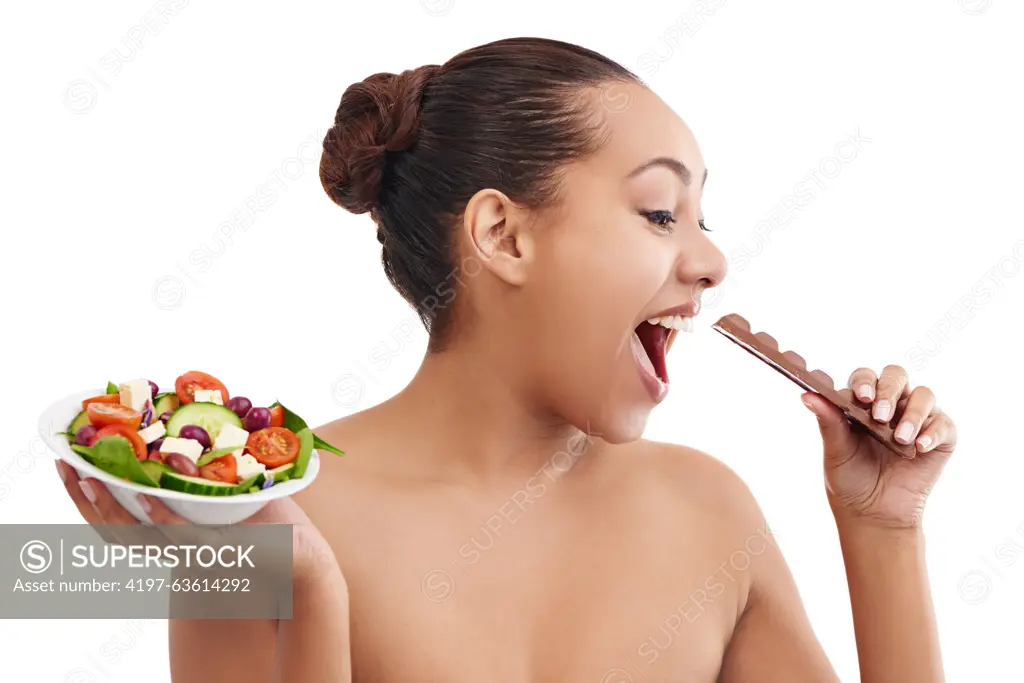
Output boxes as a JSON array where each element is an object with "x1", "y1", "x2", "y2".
[
  {"x1": 635, "y1": 321, "x2": 669, "y2": 383},
  {"x1": 632, "y1": 331, "x2": 658, "y2": 377}
]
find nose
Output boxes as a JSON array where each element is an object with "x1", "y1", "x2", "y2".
[{"x1": 676, "y1": 231, "x2": 727, "y2": 309}]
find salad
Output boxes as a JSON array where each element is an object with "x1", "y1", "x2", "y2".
[{"x1": 63, "y1": 371, "x2": 343, "y2": 496}]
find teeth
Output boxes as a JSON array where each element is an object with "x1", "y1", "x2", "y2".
[{"x1": 646, "y1": 315, "x2": 694, "y2": 332}]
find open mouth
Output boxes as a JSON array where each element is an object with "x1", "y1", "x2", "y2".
[{"x1": 635, "y1": 321, "x2": 671, "y2": 384}]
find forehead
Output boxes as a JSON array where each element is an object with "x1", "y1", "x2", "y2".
[{"x1": 586, "y1": 82, "x2": 705, "y2": 181}]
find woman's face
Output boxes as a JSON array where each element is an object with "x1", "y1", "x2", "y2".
[{"x1": 507, "y1": 82, "x2": 728, "y2": 443}]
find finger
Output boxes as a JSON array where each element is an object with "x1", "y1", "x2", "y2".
[
  {"x1": 58, "y1": 461, "x2": 103, "y2": 526},
  {"x1": 58, "y1": 463, "x2": 130, "y2": 544},
  {"x1": 847, "y1": 367, "x2": 878, "y2": 402},
  {"x1": 801, "y1": 391, "x2": 857, "y2": 463},
  {"x1": 872, "y1": 364, "x2": 910, "y2": 423},
  {"x1": 891, "y1": 395, "x2": 909, "y2": 427},
  {"x1": 892, "y1": 386, "x2": 936, "y2": 446},
  {"x1": 135, "y1": 493, "x2": 189, "y2": 525},
  {"x1": 916, "y1": 411, "x2": 957, "y2": 453},
  {"x1": 79, "y1": 477, "x2": 141, "y2": 526}
]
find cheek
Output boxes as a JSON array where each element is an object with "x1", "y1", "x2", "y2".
[
  {"x1": 525, "y1": 213, "x2": 668, "y2": 373},
  {"x1": 542, "y1": 214, "x2": 669, "y2": 326},
  {"x1": 535, "y1": 220, "x2": 629, "y2": 335},
  {"x1": 516, "y1": 212, "x2": 672, "y2": 435}
]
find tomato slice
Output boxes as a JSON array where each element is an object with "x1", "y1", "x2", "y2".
[
  {"x1": 246, "y1": 427, "x2": 300, "y2": 468},
  {"x1": 82, "y1": 394, "x2": 121, "y2": 409},
  {"x1": 199, "y1": 454, "x2": 237, "y2": 483},
  {"x1": 269, "y1": 405, "x2": 285, "y2": 428},
  {"x1": 90, "y1": 424, "x2": 149, "y2": 461},
  {"x1": 87, "y1": 402, "x2": 143, "y2": 429},
  {"x1": 175, "y1": 371, "x2": 230, "y2": 405}
]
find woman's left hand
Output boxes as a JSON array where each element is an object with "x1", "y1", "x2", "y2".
[{"x1": 800, "y1": 364, "x2": 958, "y2": 529}]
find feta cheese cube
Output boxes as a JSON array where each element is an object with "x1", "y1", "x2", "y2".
[
  {"x1": 236, "y1": 454, "x2": 267, "y2": 480},
  {"x1": 119, "y1": 379, "x2": 152, "y2": 412},
  {"x1": 193, "y1": 389, "x2": 223, "y2": 405},
  {"x1": 213, "y1": 423, "x2": 250, "y2": 458},
  {"x1": 159, "y1": 437, "x2": 204, "y2": 463},
  {"x1": 137, "y1": 421, "x2": 166, "y2": 444}
]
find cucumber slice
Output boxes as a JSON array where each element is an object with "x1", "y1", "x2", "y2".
[
  {"x1": 255, "y1": 463, "x2": 295, "y2": 488},
  {"x1": 165, "y1": 402, "x2": 242, "y2": 441},
  {"x1": 152, "y1": 393, "x2": 180, "y2": 418},
  {"x1": 237, "y1": 473, "x2": 262, "y2": 491},
  {"x1": 159, "y1": 471, "x2": 243, "y2": 496},
  {"x1": 268, "y1": 463, "x2": 295, "y2": 481},
  {"x1": 67, "y1": 410, "x2": 91, "y2": 439}
]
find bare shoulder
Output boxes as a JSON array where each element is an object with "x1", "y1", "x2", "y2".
[
  {"x1": 290, "y1": 407, "x2": 399, "y2": 522},
  {"x1": 614, "y1": 438, "x2": 767, "y2": 531},
  {"x1": 590, "y1": 439, "x2": 775, "y2": 632}
]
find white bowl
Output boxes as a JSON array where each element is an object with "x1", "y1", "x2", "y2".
[{"x1": 39, "y1": 389, "x2": 320, "y2": 525}]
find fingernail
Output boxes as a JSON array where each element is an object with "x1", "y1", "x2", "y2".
[
  {"x1": 917, "y1": 434, "x2": 933, "y2": 451},
  {"x1": 895, "y1": 420, "x2": 914, "y2": 444},
  {"x1": 873, "y1": 400, "x2": 891, "y2": 422},
  {"x1": 856, "y1": 384, "x2": 874, "y2": 402},
  {"x1": 801, "y1": 395, "x2": 815, "y2": 412},
  {"x1": 79, "y1": 481, "x2": 97, "y2": 504},
  {"x1": 136, "y1": 495, "x2": 152, "y2": 513},
  {"x1": 56, "y1": 461, "x2": 66, "y2": 483}
]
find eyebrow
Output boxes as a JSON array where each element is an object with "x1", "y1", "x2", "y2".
[{"x1": 627, "y1": 157, "x2": 708, "y2": 187}]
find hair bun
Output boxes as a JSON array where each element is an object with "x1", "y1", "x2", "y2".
[{"x1": 320, "y1": 65, "x2": 439, "y2": 214}]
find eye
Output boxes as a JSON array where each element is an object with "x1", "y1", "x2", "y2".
[
  {"x1": 639, "y1": 209, "x2": 676, "y2": 232},
  {"x1": 699, "y1": 219, "x2": 712, "y2": 233}
]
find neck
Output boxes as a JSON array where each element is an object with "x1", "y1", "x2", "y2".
[{"x1": 385, "y1": 338, "x2": 601, "y2": 483}]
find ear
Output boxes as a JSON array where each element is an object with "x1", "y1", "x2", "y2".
[{"x1": 461, "y1": 188, "x2": 534, "y2": 286}]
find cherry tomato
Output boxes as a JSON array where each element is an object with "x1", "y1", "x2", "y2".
[
  {"x1": 90, "y1": 424, "x2": 148, "y2": 461},
  {"x1": 269, "y1": 405, "x2": 285, "y2": 428},
  {"x1": 81, "y1": 394, "x2": 121, "y2": 410},
  {"x1": 199, "y1": 454, "x2": 237, "y2": 483},
  {"x1": 87, "y1": 402, "x2": 143, "y2": 429},
  {"x1": 175, "y1": 371, "x2": 230, "y2": 405},
  {"x1": 246, "y1": 427, "x2": 300, "y2": 468}
]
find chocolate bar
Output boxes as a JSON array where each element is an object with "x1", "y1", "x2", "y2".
[{"x1": 711, "y1": 313, "x2": 917, "y2": 458}]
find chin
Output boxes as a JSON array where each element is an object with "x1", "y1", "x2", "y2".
[{"x1": 584, "y1": 404, "x2": 651, "y2": 445}]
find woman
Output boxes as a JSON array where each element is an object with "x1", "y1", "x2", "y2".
[{"x1": 58, "y1": 37, "x2": 957, "y2": 682}]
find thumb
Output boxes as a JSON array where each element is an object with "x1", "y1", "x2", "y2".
[{"x1": 800, "y1": 392, "x2": 854, "y2": 457}]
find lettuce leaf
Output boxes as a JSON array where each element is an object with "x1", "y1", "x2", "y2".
[
  {"x1": 291, "y1": 428, "x2": 315, "y2": 479},
  {"x1": 73, "y1": 437, "x2": 160, "y2": 487},
  {"x1": 195, "y1": 446, "x2": 244, "y2": 468}
]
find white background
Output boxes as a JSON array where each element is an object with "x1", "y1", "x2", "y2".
[{"x1": 3, "y1": 0, "x2": 1023, "y2": 680}]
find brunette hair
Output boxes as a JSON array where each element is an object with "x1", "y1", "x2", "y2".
[{"x1": 319, "y1": 37, "x2": 638, "y2": 348}]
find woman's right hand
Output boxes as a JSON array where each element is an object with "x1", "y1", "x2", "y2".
[
  {"x1": 56, "y1": 460, "x2": 341, "y2": 586},
  {"x1": 59, "y1": 460, "x2": 353, "y2": 681}
]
